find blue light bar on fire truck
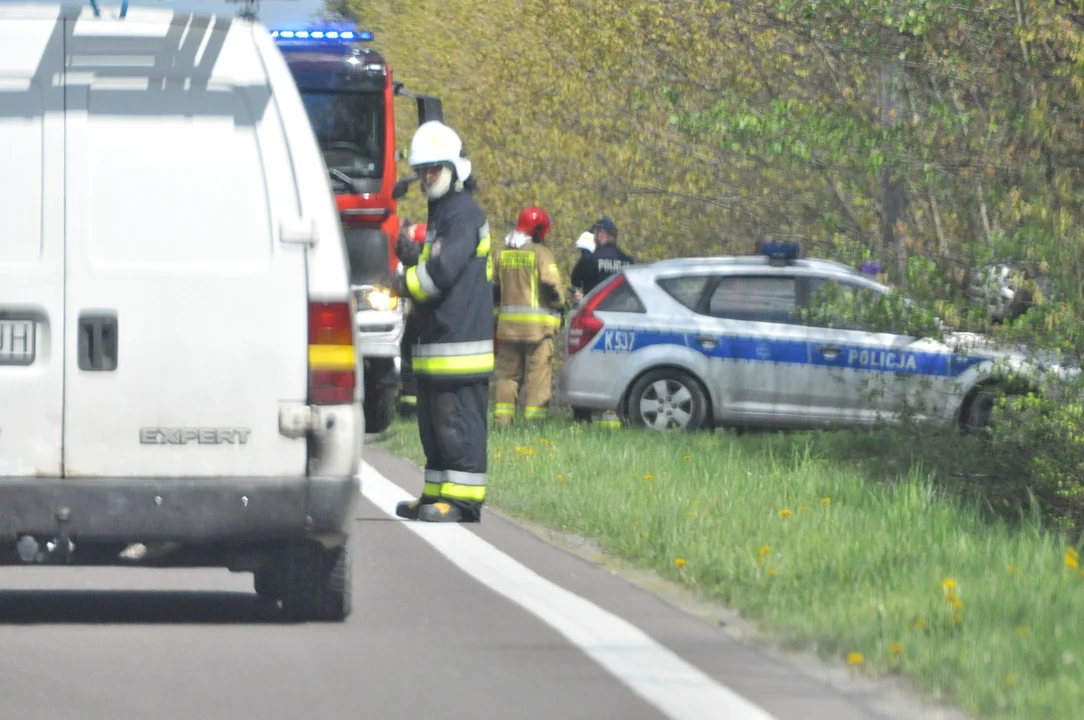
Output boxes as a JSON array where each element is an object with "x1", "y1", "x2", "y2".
[
  {"x1": 269, "y1": 26, "x2": 374, "y2": 42},
  {"x1": 759, "y1": 240, "x2": 800, "y2": 266}
]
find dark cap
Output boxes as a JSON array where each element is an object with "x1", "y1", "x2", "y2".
[{"x1": 590, "y1": 216, "x2": 618, "y2": 237}]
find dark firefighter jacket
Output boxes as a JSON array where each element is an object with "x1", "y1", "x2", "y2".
[
  {"x1": 401, "y1": 188, "x2": 494, "y2": 385},
  {"x1": 493, "y1": 241, "x2": 564, "y2": 343},
  {"x1": 570, "y1": 243, "x2": 636, "y2": 295}
]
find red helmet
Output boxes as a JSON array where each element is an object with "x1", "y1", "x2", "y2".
[
  {"x1": 411, "y1": 223, "x2": 427, "y2": 244},
  {"x1": 514, "y1": 206, "x2": 551, "y2": 242}
]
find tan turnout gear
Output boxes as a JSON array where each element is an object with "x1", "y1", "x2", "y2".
[{"x1": 492, "y1": 240, "x2": 564, "y2": 423}]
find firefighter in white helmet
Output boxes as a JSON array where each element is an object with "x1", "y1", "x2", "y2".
[{"x1": 392, "y1": 121, "x2": 494, "y2": 523}]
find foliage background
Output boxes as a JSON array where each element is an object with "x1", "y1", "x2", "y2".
[{"x1": 334, "y1": 0, "x2": 1084, "y2": 529}]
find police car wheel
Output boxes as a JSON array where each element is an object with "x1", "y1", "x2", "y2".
[
  {"x1": 962, "y1": 384, "x2": 1020, "y2": 436},
  {"x1": 626, "y1": 369, "x2": 708, "y2": 432}
]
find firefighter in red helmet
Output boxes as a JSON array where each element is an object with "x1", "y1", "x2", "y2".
[{"x1": 492, "y1": 206, "x2": 565, "y2": 424}]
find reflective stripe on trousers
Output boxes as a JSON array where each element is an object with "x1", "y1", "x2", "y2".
[
  {"x1": 421, "y1": 468, "x2": 486, "y2": 503},
  {"x1": 412, "y1": 339, "x2": 494, "y2": 376}
]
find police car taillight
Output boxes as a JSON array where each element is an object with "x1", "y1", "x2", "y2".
[
  {"x1": 308, "y1": 301, "x2": 357, "y2": 404},
  {"x1": 567, "y1": 275, "x2": 625, "y2": 354}
]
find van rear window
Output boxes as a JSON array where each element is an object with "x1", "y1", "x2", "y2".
[{"x1": 82, "y1": 86, "x2": 272, "y2": 268}]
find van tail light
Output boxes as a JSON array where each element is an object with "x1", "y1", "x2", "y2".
[
  {"x1": 308, "y1": 301, "x2": 357, "y2": 405},
  {"x1": 567, "y1": 274, "x2": 625, "y2": 355}
]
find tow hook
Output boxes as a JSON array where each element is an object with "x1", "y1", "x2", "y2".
[
  {"x1": 53, "y1": 507, "x2": 74, "y2": 563},
  {"x1": 15, "y1": 508, "x2": 75, "y2": 564}
]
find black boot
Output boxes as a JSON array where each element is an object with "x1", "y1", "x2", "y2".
[
  {"x1": 395, "y1": 499, "x2": 424, "y2": 520},
  {"x1": 417, "y1": 501, "x2": 463, "y2": 523},
  {"x1": 417, "y1": 500, "x2": 483, "y2": 523}
]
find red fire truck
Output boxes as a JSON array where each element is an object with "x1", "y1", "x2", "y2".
[{"x1": 271, "y1": 23, "x2": 442, "y2": 433}]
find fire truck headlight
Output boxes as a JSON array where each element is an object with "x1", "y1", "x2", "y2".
[{"x1": 357, "y1": 286, "x2": 398, "y2": 312}]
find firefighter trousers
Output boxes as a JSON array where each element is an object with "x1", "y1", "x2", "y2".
[
  {"x1": 493, "y1": 337, "x2": 553, "y2": 424},
  {"x1": 416, "y1": 378, "x2": 489, "y2": 521}
]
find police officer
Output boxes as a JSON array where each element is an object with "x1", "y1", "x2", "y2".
[
  {"x1": 570, "y1": 216, "x2": 635, "y2": 302},
  {"x1": 493, "y1": 206, "x2": 565, "y2": 425},
  {"x1": 392, "y1": 121, "x2": 494, "y2": 523}
]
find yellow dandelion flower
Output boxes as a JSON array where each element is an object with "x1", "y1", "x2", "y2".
[
  {"x1": 946, "y1": 592, "x2": 963, "y2": 610},
  {"x1": 767, "y1": 568, "x2": 778, "y2": 576},
  {"x1": 644, "y1": 474, "x2": 654, "y2": 481},
  {"x1": 941, "y1": 577, "x2": 957, "y2": 592},
  {"x1": 1005, "y1": 674, "x2": 1017, "y2": 686},
  {"x1": 911, "y1": 618, "x2": 928, "y2": 631},
  {"x1": 821, "y1": 497, "x2": 831, "y2": 507},
  {"x1": 674, "y1": 557, "x2": 686, "y2": 568},
  {"x1": 540, "y1": 438, "x2": 549, "y2": 445},
  {"x1": 847, "y1": 652, "x2": 864, "y2": 665},
  {"x1": 683, "y1": 455, "x2": 691, "y2": 461},
  {"x1": 759, "y1": 545, "x2": 772, "y2": 556},
  {"x1": 1065, "y1": 547, "x2": 1079, "y2": 570},
  {"x1": 799, "y1": 505, "x2": 810, "y2": 513},
  {"x1": 779, "y1": 508, "x2": 793, "y2": 518},
  {"x1": 889, "y1": 642, "x2": 903, "y2": 655},
  {"x1": 556, "y1": 474, "x2": 566, "y2": 483}
]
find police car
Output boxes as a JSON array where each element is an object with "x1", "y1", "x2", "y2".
[{"x1": 557, "y1": 242, "x2": 1064, "y2": 433}]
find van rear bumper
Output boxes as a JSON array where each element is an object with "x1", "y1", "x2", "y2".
[{"x1": 0, "y1": 475, "x2": 359, "y2": 544}]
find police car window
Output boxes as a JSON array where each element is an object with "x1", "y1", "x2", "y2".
[
  {"x1": 707, "y1": 276, "x2": 797, "y2": 324},
  {"x1": 805, "y1": 278, "x2": 878, "y2": 330},
  {"x1": 657, "y1": 276, "x2": 710, "y2": 311},
  {"x1": 596, "y1": 281, "x2": 646, "y2": 313}
]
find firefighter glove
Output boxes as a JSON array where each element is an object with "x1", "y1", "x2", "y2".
[
  {"x1": 396, "y1": 229, "x2": 422, "y2": 267},
  {"x1": 392, "y1": 176, "x2": 416, "y2": 200}
]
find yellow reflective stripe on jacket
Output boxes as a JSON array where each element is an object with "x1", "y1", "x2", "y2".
[
  {"x1": 405, "y1": 263, "x2": 441, "y2": 302},
  {"x1": 412, "y1": 339, "x2": 494, "y2": 376},
  {"x1": 477, "y1": 228, "x2": 492, "y2": 282},
  {"x1": 498, "y1": 305, "x2": 561, "y2": 327}
]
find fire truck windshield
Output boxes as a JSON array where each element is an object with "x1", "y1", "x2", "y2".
[{"x1": 300, "y1": 90, "x2": 386, "y2": 183}]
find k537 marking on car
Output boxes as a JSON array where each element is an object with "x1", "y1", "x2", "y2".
[{"x1": 600, "y1": 329, "x2": 637, "y2": 353}]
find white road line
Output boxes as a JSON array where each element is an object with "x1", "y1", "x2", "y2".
[{"x1": 360, "y1": 464, "x2": 779, "y2": 720}]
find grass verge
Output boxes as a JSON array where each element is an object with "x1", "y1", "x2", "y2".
[{"x1": 374, "y1": 417, "x2": 1084, "y2": 720}]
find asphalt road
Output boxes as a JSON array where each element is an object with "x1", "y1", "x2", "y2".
[{"x1": 0, "y1": 447, "x2": 946, "y2": 720}]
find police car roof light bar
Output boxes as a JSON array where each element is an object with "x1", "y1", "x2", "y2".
[
  {"x1": 269, "y1": 24, "x2": 373, "y2": 42},
  {"x1": 760, "y1": 241, "x2": 800, "y2": 266}
]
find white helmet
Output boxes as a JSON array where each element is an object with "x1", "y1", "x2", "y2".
[{"x1": 407, "y1": 120, "x2": 472, "y2": 182}]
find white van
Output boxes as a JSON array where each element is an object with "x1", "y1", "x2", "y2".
[{"x1": 0, "y1": 3, "x2": 362, "y2": 622}]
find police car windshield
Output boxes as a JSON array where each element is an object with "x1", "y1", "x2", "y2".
[{"x1": 300, "y1": 91, "x2": 385, "y2": 180}]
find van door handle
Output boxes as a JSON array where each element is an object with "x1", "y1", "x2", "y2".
[{"x1": 78, "y1": 312, "x2": 118, "y2": 371}]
